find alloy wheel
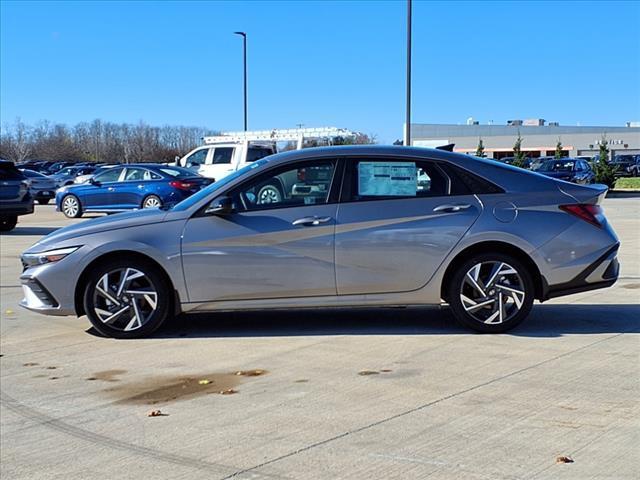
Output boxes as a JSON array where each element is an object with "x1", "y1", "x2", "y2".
[
  {"x1": 143, "y1": 196, "x2": 162, "y2": 208},
  {"x1": 459, "y1": 261, "x2": 526, "y2": 324},
  {"x1": 92, "y1": 267, "x2": 158, "y2": 332},
  {"x1": 62, "y1": 196, "x2": 79, "y2": 217}
]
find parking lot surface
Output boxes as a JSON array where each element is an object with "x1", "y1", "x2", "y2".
[{"x1": 1, "y1": 198, "x2": 638, "y2": 480}]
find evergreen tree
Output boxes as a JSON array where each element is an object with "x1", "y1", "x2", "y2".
[
  {"x1": 593, "y1": 136, "x2": 617, "y2": 189},
  {"x1": 475, "y1": 138, "x2": 485, "y2": 157},
  {"x1": 512, "y1": 131, "x2": 526, "y2": 168},
  {"x1": 555, "y1": 138, "x2": 563, "y2": 159}
]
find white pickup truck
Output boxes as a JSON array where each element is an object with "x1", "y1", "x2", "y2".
[{"x1": 176, "y1": 127, "x2": 356, "y2": 181}]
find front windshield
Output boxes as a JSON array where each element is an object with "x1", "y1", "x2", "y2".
[
  {"x1": 171, "y1": 159, "x2": 268, "y2": 211},
  {"x1": 539, "y1": 160, "x2": 575, "y2": 172}
]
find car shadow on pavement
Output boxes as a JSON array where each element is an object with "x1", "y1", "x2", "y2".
[
  {"x1": 144, "y1": 303, "x2": 639, "y2": 339},
  {"x1": 2, "y1": 226, "x2": 60, "y2": 236}
]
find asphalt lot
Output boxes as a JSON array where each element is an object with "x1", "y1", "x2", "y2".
[{"x1": 1, "y1": 198, "x2": 638, "y2": 480}]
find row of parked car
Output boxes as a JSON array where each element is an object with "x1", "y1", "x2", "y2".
[
  {"x1": 0, "y1": 159, "x2": 210, "y2": 231},
  {"x1": 495, "y1": 154, "x2": 640, "y2": 184}
]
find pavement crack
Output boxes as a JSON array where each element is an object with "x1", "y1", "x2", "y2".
[{"x1": 221, "y1": 328, "x2": 638, "y2": 479}]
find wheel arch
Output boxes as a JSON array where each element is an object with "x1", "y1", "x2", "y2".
[
  {"x1": 74, "y1": 250, "x2": 180, "y2": 316},
  {"x1": 440, "y1": 241, "x2": 545, "y2": 302}
]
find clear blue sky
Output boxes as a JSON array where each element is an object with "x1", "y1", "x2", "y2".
[{"x1": 2, "y1": 0, "x2": 639, "y2": 143}]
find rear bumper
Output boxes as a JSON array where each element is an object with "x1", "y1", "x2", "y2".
[
  {"x1": 0, "y1": 201, "x2": 34, "y2": 216},
  {"x1": 542, "y1": 244, "x2": 620, "y2": 300}
]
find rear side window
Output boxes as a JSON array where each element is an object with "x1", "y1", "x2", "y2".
[
  {"x1": 212, "y1": 147, "x2": 234, "y2": 164},
  {"x1": 0, "y1": 163, "x2": 25, "y2": 180},
  {"x1": 345, "y1": 159, "x2": 449, "y2": 201},
  {"x1": 247, "y1": 147, "x2": 273, "y2": 162},
  {"x1": 439, "y1": 163, "x2": 504, "y2": 194}
]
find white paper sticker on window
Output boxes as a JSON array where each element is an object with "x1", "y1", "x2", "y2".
[{"x1": 358, "y1": 162, "x2": 417, "y2": 196}]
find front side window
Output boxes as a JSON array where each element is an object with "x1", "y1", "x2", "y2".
[
  {"x1": 247, "y1": 147, "x2": 273, "y2": 162},
  {"x1": 185, "y1": 148, "x2": 209, "y2": 166},
  {"x1": 94, "y1": 168, "x2": 123, "y2": 183},
  {"x1": 347, "y1": 159, "x2": 448, "y2": 201},
  {"x1": 212, "y1": 147, "x2": 234, "y2": 165},
  {"x1": 232, "y1": 160, "x2": 336, "y2": 211}
]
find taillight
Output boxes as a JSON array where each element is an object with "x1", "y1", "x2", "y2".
[
  {"x1": 559, "y1": 204, "x2": 604, "y2": 228},
  {"x1": 297, "y1": 168, "x2": 306, "y2": 181},
  {"x1": 169, "y1": 180, "x2": 196, "y2": 190}
]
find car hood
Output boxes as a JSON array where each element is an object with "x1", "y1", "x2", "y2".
[{"x1": 28, "y1": 209, "x2": 171, "y2": 252}]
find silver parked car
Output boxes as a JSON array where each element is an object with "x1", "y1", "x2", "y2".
[{"x1": 19, "y1": 146, "x2": 620, "y2": 338}]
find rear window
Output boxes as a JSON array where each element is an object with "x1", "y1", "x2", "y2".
[
  {"x1": 0, "y1": 162, "x2": 24, "y2": 180},
  {"x1": 247, "y1": 147, "x2": 274, "y2": 162},
  {"x1": 159, "y1": 167, "x2": 197, "y2": 178}
]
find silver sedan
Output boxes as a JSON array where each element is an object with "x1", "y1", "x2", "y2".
[{"x1": 19, "y1": 146, "x2": 620, "y2": 338}]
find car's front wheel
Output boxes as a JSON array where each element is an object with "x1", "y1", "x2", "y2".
[
  {"x1": 83, "y1": 259, "x2": 172, "y2": 338},
  {"x1": 448, "y1": 253, "x2": 534, "y2": 333},
  {"x1": 0, "y1": 215, "x2": 18, "y2": 232},
  {"x1": 61, "y1": 194, "x2": 83, "y2": 218}
]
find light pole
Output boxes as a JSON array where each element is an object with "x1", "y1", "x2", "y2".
[
  {"x1": 234, "y1": 31, "x2": 248, "y2": 131},
  {"x1": 404, "y1": 0, "x2": 412, "y2": 146}
]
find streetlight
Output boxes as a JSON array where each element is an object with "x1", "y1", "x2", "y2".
[
  {"x1": 404, "y1": 0, "x2": 412, "y2": 146},
  {"x1": 234, "y1": 31, "x2": 248, "y2": 131}
]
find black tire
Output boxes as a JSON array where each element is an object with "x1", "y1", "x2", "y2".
[
  {"x1": 141, "y1": 194, "x2": 162, "y2": 209},
  {"x1": 83, "y1": 258, "x2": 172, "y2": 339},
  {"x1": 61, "y1": 194, "x2": 83, "y2": 218},
  {"x1": 448, "y1": 252, "x2": 534, "y2": 333},
  {"x1": 38, "y1": 199, "x2": 50, "y2": 205},
  {"x1": 0, "y1": 215, "x2": 18, "y2": 232}
]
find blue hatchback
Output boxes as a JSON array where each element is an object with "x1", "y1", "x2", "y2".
[{"x1": 56, "y1": 164, "x2": 209, "y2": 218}]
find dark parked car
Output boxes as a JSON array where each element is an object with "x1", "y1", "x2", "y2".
[
  {"x1": 611, "y1": 154, "x2": 640, "y2": 177},
  {"x1": 56, "y1": 164, "x2": 210, "y2": 218},
  {"x1": 20, "y1": 169, "x2": 58, "y2": 204},
  {"x1": 0, "y1": 160, "x2": 34, "y2": 231},
  {"x1": 536, "y1": 158, "x2": 595, "y2": 184},
  {"x1": 50, "y1": 165, "x2": 97, "y2": 187}
]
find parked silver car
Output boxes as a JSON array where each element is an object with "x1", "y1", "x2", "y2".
[
  {"x1": 19, "y1": 146, "x2": 620, "y2": 338},
  {"x1": 19, "y1": 169, "x2": 58, "y2": 204}
]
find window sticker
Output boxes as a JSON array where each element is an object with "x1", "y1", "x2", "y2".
[{"x1": 358, "y1": 162, "x2": 417, "y2": 196}]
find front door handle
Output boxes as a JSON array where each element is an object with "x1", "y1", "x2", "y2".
[
  {"x1": 433, "y1": 203, "x2": 471, "y2": 213},
  {"x1": 107, "y1": 187, "x2": 115, "y2": 192},
  {"x1": 292, "y1": 216, "x2": 332, "y2": 226}
]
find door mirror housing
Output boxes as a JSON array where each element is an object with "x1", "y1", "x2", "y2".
[
  {"x1": 206, "y1": 196, "x2": 234, "y2": 215},
  {"x1": 89, "y1": 178, "x2": 101, "y2": 187}
]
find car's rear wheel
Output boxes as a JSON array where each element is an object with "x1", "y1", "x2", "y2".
[
  {"x1": 0, "y1": 215, "x2": 18, "y2": 232},
  {"x1": 83, "y1": 259, "x2": 172, "y2": 339},
  {"x1": 448, "y1": 253, "x2": 534, "y2": 333},
  {"x1": 38, "y1": 199, "x2": 50, "y2": 205},
  {"x1": 142, "y1": 195, "x2": 162, "y2": 209},
  {"x1": 61, "y1": 194, "x2": 83, "y2": 218}
]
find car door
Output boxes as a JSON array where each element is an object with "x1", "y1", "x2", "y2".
[
  {"x1": 118, "y1": 167, "x2": 147, "y2": 207},
  {"x1": 181, "y1": 158, "x2": 339, "y2": 303},
  {"x1": 200, "y1": 147, "x2": 236, "y2": 181},
  {"x1": 82, "y1": 167, "x2": 124, "y2": 208},
  {"x1": 334, "y1": 157, "x2": 482, "y2": 295}
]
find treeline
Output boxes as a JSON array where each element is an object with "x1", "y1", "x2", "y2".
[{"x1": 0, "y1": 119, "x2": 218, "y2": 164}]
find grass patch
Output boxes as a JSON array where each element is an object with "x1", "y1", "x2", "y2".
[{"x1": 615, "y1": 177, "x2": 640, "y2": 190}]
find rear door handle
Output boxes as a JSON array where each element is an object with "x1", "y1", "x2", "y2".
[
  {"x1": 433, "y1": 203, "x2": 471, "y2": 213},
  {"x1": 292, "y1": 216, "x2": 332, "y2": 226}
]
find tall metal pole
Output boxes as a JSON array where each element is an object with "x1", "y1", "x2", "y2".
[
  {"x1": 234, "y1": 31, "x2": 248, "y2": 131},
  {"x1": 404, "y1": 0, "x2": 412, "y2": 146}
]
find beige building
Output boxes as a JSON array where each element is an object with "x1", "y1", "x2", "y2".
[{"x1": 409, "y1": 120, "x2": 640, "y2": 160}]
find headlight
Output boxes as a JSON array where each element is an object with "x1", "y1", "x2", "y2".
[{"x1": 21, "y1": 247, "x2": 79, "y2": 267}]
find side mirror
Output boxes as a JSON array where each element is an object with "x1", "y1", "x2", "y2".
[
  {"x1": 89, "y1": 178, "x2": 101, "y2": 187},
  {"x1": 174, "y1": 155, "x2": 180, "y2": 163},
  {"x1": 205, "y1": 196, "x2": 234, "y2": 215}
]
